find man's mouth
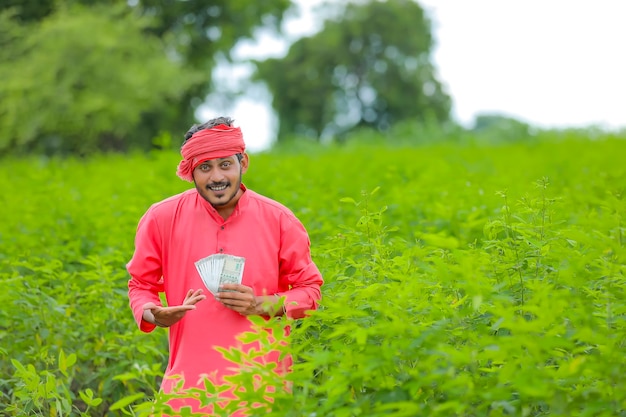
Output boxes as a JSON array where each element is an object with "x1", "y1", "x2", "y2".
[{"x1": 208, "y1": 183, "x2": 228, "y2": 192}]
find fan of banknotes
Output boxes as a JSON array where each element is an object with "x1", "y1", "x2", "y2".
[{"x1": 194, "y1": 254, "x2": 246, "y2": 295}]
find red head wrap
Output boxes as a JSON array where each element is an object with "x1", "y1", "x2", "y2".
[{"x1": 176, "y1": 124, "x2": 246, "y2": 182}]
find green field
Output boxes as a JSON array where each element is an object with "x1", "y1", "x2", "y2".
[{"x1": 1, "y1": 132, "x2": 624, "y2": 416}]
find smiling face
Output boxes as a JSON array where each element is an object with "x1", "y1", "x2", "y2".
[{"x1": 192, "y1": 153, "x2": 249, "y2": 218}]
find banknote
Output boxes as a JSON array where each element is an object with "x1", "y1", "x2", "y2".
[{"x1": 194, "y1": 254, "x2": 245, "y2": 295}]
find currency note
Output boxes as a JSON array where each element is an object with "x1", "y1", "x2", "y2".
[
  {"x1": 194, "y1": 254, "x2": 245, "y2": 295},
  {"x1": 219, "y1": 255, "x2": 245, "y2": 291}
]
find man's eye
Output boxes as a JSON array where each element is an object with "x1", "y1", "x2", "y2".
[
  {"x1": 199, "y1": 164, "x2": 210, "y2": 171},
  {"x1": 221, "y1": 162, "x2": 231, "y2": 168}
]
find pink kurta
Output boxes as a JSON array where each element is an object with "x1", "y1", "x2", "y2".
[{"x1": 127, "y1": 185, "x2": 323, "y2": 412}]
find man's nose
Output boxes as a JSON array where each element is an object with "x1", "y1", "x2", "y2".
[{"x1": 208, "y1": 169, "x2": 225, "y2": 183}]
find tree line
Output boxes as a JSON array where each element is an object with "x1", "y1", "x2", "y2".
[{"x1": 0, "y1": 0, "x2": 450, "y2": 155}]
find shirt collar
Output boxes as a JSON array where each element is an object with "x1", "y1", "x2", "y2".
[{"x1": 230, "y1": 183, "x2": 249, "y2": 218}]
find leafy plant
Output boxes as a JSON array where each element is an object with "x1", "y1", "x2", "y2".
[{"x1": 1, "y1": 133, "x2": 624, "y2": 415}]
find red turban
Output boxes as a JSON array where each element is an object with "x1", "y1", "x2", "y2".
[{"x1": 176, "y1": 124, "x2": 245, "y2": 182}]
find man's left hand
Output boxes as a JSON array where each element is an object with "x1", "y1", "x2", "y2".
[{"x1": 216, "y1": 284, "x2": 281, "y2": 316}]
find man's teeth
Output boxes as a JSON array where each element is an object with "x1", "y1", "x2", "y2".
[{"x1": 210, "y1": 184, "x2": 227, "y2": 191}]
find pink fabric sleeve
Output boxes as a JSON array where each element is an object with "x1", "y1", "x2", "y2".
[
  {"x1": 127, "y1": 209, "x2": 165, "y2": 332},
  {"x1": 275, "y1": 216, "x2": 323, "y2": 319}
]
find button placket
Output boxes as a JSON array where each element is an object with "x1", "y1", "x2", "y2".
[{"x1": 217, "y1": 223, "x2": 225, "y2": 253}]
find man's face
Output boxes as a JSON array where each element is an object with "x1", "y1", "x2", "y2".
[{"x1": 192, "y1": 154, "x2": 249, "y2": 210}]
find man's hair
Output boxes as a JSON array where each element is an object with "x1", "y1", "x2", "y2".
[
  {"x1": 183, "y1": 116, "x2": 235, "y2": 142},
  {"x1": 183, "y1": 116, "x2": 243, "y2": 162}
]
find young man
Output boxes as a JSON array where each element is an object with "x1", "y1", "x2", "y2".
[{"x1": 127, "y1": 116, "x2": 323, "y2": 413}]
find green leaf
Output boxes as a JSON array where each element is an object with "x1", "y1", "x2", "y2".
[
  {"x1": 109, "y1": 393, "x2": 145, "y2": 411},
  {"x1": 339, "y1": 197, "x2": 357, "y2": 204}
]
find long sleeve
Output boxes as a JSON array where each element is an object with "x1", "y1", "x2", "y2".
[
  {"x1": 127, "y1": 208, "x2": 164, "y2": 332},
  {"x1": 275, "y1": 215, "x2": 323, "y2": 319}
]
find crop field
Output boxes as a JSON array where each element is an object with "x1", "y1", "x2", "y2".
[{"x1": 0, "y1": 131, "x2": 624, "y2": 416}]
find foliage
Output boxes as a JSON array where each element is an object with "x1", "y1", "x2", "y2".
[
  {"x1": 130, "y1": 0, "x2": 291, "y2": 68},
  {"x1": 0, "y1": 0, "x2": 292, "y2": 153},
  {"x1": 254, "y1": 0, "x2": 451, "y2": 142},
  {"x1": 0, "y1": 5, "x2": 204, "y2": 155},
  {"x1": 472, "y1": 113, "x2": 535, "y2": 143},
  {"x1": 0, "y1": 0, "x2": 55, "y2": 22},
  {"x1": 0, "y1": 0, "x2": 290, "y2": 69},
  {"x1": 1, "y1": 131, "x2": 625, "y2": 415}
]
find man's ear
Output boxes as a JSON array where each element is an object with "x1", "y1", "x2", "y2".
[{"x1": 240, "y1": 153, "x2": 250, "y2": 174}]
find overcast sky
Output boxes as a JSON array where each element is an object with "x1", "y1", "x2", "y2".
[{"x1": 200, "y1": 0, "x2": 626, "y2": 151}]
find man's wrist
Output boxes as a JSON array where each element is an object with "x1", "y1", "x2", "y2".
[
  {"x1": 143, "y1": 309, "x2": 169, "y2": 327},
  {"x1": 256, "y1": 295, "x2": 284, "y2": 317},
  {"x1": 274, "y1": 294, "x2": 287, "y2": 317},
  {"x1": 153, "y1": 317, "x2": 169, "y2": 327},
  {"x1": 255, "y1": 296, "x2": 271, "y2": 316}
]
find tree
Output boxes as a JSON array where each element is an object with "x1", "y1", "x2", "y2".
[
  {"x1": 0, "y1": 5, "x2": 203, "y2": 155},
  {"x1": 1, "y1": 0, "x2": 290, "y2": 70},
  {"x1": 254, "y1": 0, "x2": 451, "y2": 142},
  {"x1": 473, "y1": 113, "x2": 534, "y2": 143},
  {"x1": 0, "y1": 0, "x2": 292, "y2": 154}
]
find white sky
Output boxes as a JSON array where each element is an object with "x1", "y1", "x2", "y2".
[{"x1": 200, "y1": 0, "x2": 626, "y2": 152}]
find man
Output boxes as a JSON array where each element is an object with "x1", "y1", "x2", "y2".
[{"x1": 127, "y1": 116, "x2": 323, "y2": 414}]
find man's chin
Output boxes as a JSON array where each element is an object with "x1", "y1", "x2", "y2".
[{"x1": 210, "y1": 199, "x2": 228, "y2": 207}]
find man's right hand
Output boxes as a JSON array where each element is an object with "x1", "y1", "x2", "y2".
[{"x1": 142, "y1": 288, "x2": 206, "y2": 327}]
